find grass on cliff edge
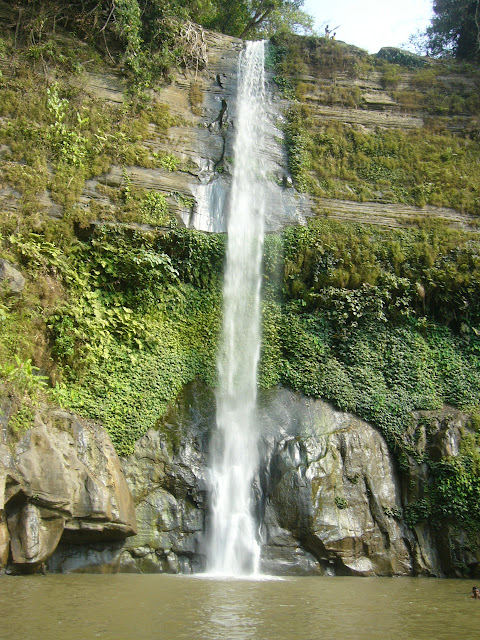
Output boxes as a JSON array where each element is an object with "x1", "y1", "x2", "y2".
[{"x1": 269, "y1": 34, "x2": 480, "y2": 215}]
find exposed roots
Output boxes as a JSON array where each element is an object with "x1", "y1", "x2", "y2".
[{"x1": 176, "y1": 20, "x2": 208, "y2": 76}]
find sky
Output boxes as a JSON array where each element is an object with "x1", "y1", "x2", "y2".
[{"x1": 303, "y1": 0, "x2": 434, "y2": 54}]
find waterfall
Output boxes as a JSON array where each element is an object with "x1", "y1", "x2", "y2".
[{"x1": 207, "y1": 40, "x2": 266, "y2": 576}]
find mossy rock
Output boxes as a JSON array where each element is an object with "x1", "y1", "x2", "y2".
[{"x1": 376, "y1": 47, "x2": 427, "y2": 69}]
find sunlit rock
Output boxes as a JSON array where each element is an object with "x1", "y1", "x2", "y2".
[{"x1": 0, "y1": 404, "x2": 136, "y2": 572}]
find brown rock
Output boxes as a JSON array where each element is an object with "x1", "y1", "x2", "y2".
[{"x1": 0, "y1": 405, "x2": 137, "y2": 569}]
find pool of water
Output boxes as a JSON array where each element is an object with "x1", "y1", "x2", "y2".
[{"x1": 2, "y1": 573, "x2": 478, "y2": 639}]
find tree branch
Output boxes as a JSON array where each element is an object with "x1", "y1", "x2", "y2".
[{"x1": 240, "y1": 3, "x2": 274, "y2": 38}]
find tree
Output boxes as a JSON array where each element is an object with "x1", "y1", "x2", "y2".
[
  {"x1": 203, "y1": 0, "x2": 313, "y2": 39},
  {"x1": 6, "y1": 0, "x2": 313, "y2": 85},
  {"x1": 425, "y1": 0, "x2": 480, "y2": 60},
  {"x1": 243, "y1": 0, "x2": 313, "y2": 38}
]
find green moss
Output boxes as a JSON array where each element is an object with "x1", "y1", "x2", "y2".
[
  {"x1": 284, "y1": 118, "x2": 480, "y2": 213},
  {"x1": 0, "y1": 50, "x2": 180, "y2": 229},
  {"x1": 8, "y1": 404, "x2": 35, "y2": 433},
  {"x1": 189, "y1": 81, "x2": 204, "y2": 115},
  {"x1": 273, "y1": 34, "x2": 480, "y2": 214}
]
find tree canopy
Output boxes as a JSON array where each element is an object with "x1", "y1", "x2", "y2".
[
  {"x1": 216, "y1": 0, "x2": 313, "y2": 39},
  {"x1": 8, "y1": 0, "x2": 312, "y2": 43},
  {"x1": 5, "y1": 0, "x2": 312, "y2": 86},
  {"x1": 425, "y1": 0, "x2": 480, "y2": 60}
]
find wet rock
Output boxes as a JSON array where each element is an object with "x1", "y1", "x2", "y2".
[
  {"x1": 48, "y1": 541, "x2": 125, "y2": 574},
  {"x1": 258, "y1": 390, "x2": 412, "y2": 576},
  {"x1": 403, "y1": 408, "x2": 479, "y2": 577},
  {"x1": 120, "y1": 380, "x2": 213, "y2": 573},
  {"x1": 116, "y1": 382, "x2": 476, "y2": 577},
  {"x1": 8, "y1": 503, "x2": 65, "y2": 564}
]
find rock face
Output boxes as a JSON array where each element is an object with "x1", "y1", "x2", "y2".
[
  {"x1": 260, "y1": 396, "x2": 479, "y2": 577},
  {"x1": 0, "y1": 401, "x2": 136, "y2": 573},
  {"x1": 45, "y1": 382, "x2": 468, "y2": 578},
  {"x1": 4, "y1": 385, "x2": 477, "y2": 577},
  {"x1": 257, "y1": 389, "x2": 412, "y2": 576},
  {"x1": 0, "y1": 32, "x2": 308, "y2": 234},
  {"x1": 118, "y1": 381, "x2": 212, "y2": 573}
]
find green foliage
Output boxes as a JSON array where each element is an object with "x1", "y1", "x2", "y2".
[
  {"x1": 0, "y1": 52, "x2": 180, "y2": 227},
  {"x1": 424, "y1": 0, "x2": 480, "y2": 61},
  {"x1": 0, "y1": 356, "x2": 49, "y2": 433},
  {"x1": 404, "y1": 499, "x2": 431, "y2": 526},
  {"x1": 273, "y1": 32, "x2": 480, "y2": 213},
  {"x1": 139, "y1": 191, "x2": 170, "y2": 225},
  {"x1": 8, "y1": 404, "x2": 35, "y2": 433},
  {"x1": 156, "y1": 153, "x2": 180, "y2": 172},
  {"x1": 335, "y1": 497, "x2": 348, "y2": 509},
  {"x1": 382, "y1": 505, "x2": 403, "y2": 519},
  {"x1": 280, "y1": 219, "x2": 480, "y2": 328},
  {"x1": 375, "y1": 47, "x2": 427, "y2": 69},
  {"x1": 46, "y1": 83, "x2": 88, "y2": 167},
  {"x1": 257, "y1": 221, "x2": 480, "y2": 477},
  {"x1": 393, "y1": 70, "x2": 480, "y2": 117},
  {"x1": 271, "y1": 33, "x2": 373, "y2": 81},
  {"x1": 203, "y1": 0, "x2": 313, "y2": 39},
  {"x1": 41, "y1": 226, "x2": 223, "y2": 454},
  {"x1": 379, "y1": 63, "x2": 402, "y2": 89},
  {"x1": 282, "y1": 117, "x2": 480, "y2": 213},
  {"x1": 5, "y1": 0, "x2": 313, "y2": 93},
  {"x1": 284, "y1": 104, "x2": 311, "y2": 191},
  {"x1": 424, "y1": 432, "x2": 480, "y2": 532},
  {"x1": 61, "y1": 289, "x2": 220, "y2": 455},
  {"x1": 0, "y1": 355, "x2": 49, "y2": 397}
]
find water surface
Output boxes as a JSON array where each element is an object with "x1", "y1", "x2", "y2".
[{"x1": 2, "y1": 574, "x2": 478, "y2": 639}]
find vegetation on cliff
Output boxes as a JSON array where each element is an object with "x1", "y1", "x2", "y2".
[
  {"x1": 1, "y1": 6, "x2": 480, "y2": 544},
  {"x1": 272, "y1": 34, "x2": 480, "y2": 213},
  {"x1": 2, "y1": 0, "x2": 311, "y2": 93},
  {"x1": 267, "y1": 33, "x2": 480, "y2": 538}
]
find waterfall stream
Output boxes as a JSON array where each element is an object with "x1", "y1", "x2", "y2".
[{"x1": 207, "y1": 40, "x2": 267, "y2": 576}]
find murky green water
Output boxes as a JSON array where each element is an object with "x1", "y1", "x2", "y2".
[{"x1": 2, "y1": 574, "x2": 479, "y2": 639}]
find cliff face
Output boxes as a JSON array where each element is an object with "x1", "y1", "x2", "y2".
[
  {"x1": 0, "y1": 30, "x2": 305, "y2": 234},
  {"x1": 36, "y1": 384, "x2": 478, "y2": 577},
  {"x1": 1, "y1": 27, "x2": 480, "y2": 576}
]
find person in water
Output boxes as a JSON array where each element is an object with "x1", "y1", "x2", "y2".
[{"x1": 471, "y1": 586, "x2": 480, "y2": 598}]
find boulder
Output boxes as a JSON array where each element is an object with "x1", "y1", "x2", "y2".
[
  {"x1": 0, "y1": 404, "x2": 136, "y2": 571},
  {"x1": 258, "y1": 389, "x2": 412, "y2": 576},
  {"x1": 0, "y1": 260, "x2": 25, "y2": 294}
]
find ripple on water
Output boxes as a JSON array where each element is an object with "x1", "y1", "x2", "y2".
[{"x1": 2, "y1": 574, "x2": 479, "y2": 640}]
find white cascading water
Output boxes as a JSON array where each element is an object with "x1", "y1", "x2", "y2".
[{"x1": 207, "y1": 40, "x2": 267, "y2": 576}]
